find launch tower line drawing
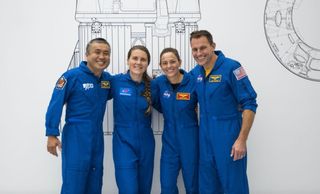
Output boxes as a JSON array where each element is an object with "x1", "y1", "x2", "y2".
[{"x1": 67, "y1": 0, "x2": 201, "y2": 135}]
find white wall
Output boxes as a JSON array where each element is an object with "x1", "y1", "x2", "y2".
[{"x1": 1, "y1": 0, "x2": 320, "y2": 194}]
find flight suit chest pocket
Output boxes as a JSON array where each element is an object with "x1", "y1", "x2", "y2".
[{"x1": 205, "y1": 79, "x2": 228, "y2": 97}]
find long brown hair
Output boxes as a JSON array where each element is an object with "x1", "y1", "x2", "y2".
[{"x1": 127, "y1": 45, "x2": 152, "y2": 115}]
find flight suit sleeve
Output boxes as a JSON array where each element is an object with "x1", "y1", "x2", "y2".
[
  {"x1": 151, "y1": 79, "x2": 162, "y2": 113},
  {"x1": 107, "y1": 74, "x2": 114, "y2": 100},
  {"x1": 45, "y1": 73, "x2": 74, "y2": 136},
  {"x1": 229, "y1": 63, "x2": 258, "y2": 113}
]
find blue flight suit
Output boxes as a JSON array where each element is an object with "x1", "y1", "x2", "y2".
[
  {"x1": 45, "y1": 61, "x2": 111, "y2": 194},
  {"x1": 190, "y1": 51, "x2": 257, "y2": 194},
  {"x1": 111, "y1": 72, "x2": 155, "y2": 194},
  {"x1": 153, "y1": 70, "x2": 199, "y2": 194}
]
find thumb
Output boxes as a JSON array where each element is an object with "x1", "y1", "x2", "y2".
[
  {"x1": 58, "y1": 142, "x2": 62, "y2": 151},
  {"x1": 230, "y1": 147, "x2": 234, "y2": 157}
]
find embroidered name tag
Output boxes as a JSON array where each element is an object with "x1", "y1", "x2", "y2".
[
  {"x1": 209, "y1": 75, "x2": 222, "y2": 82},
  {"x1": 101, "y1": 81, "x2": 110, "y2": 89},
  {"x1": 176, "y1": 92, "x2": 190, "y2": 100}
]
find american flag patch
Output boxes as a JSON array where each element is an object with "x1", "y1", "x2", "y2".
[{"x1": 233, "y1": 66, "x2": 247, "y2": 80}]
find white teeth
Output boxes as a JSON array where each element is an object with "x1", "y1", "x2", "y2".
[{"x1": 133, "y1": 64, "x2": 142, "y2": 69}]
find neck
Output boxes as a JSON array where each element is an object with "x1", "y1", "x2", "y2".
[
  {"x1": 168, "y1": 72, "x2": 183, "y2": 84},
  {"x1": 87, "y1": 65, "x2": 102, "y2": 78},
  {"x1": 93, "y1": 71, "x2": 102, "y2": 78},
  {"x1": 130, "y1": 71, "x2": 143, "y2": 83},
  {"x1": 203, "y1": 52, "x2": 218, "y2": 70}
]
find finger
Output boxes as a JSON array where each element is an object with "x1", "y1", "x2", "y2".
[
  {"x1": 58, "y1": 142, "x2": 62, "y2": 152},
  {"x1": 234, "y1": 151, "x2": 242, "y2": 161},
  {"x1": 234, "y1": 153, "x2": 239, "y2": 161},
  {"x1": 50, "y1": 148, "x2": 58, "y2": 156},
  {"x1": 230, "y1": 147, "x2": 234, "y2": 157},
  {"x1": 47, "y1": 146, "x2": 58, "y2": 156},
  {"x1": 236, "y1": 152, "x2": 246, "y2": 161}
]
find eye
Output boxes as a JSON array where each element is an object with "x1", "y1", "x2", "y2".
[
  {"x1": 170, "y1": 60, "x2": 177, "y2": 64},
  {"x1": 131, "y1": 56, "x2": 138, "y2": 60},
  {"x1": 161, "y1": 61, "x2": 168, "y2": 66},
  {"x1": 200, "y1": 46, "x2": 207, "y2": 51}
]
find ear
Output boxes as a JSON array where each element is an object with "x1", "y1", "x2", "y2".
[{"x1": 212, "y1": 42, "x2": 216, "y2": 50}]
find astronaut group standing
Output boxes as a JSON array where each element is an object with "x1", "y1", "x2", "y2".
[{"x1": 45, "y1": 30, "x2": 257, "y2": 194}]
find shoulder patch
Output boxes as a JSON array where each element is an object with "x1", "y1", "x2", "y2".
[
  {"x1": 233, "y1": 66, "x2": 247, "y2": 80},
  {"x1": 55, "y1": 76, "x2": 67, "y2": 90}
]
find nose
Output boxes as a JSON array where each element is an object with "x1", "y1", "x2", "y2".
[
  {"x1": 195, "y1": 49, "x2": 202, "y2": 56},
  {"x1": 166, "y1": 62, "x2": 173, "y2": 68},
  {"x1": 136, "y1": 58, "x2": 145, "y2": 65},
  {"x1": 192, "y1": 49, "x2": 200, "y2": 57},
  {"x1": 98, "y1": 53, "x2": 105, "y2": 58}
]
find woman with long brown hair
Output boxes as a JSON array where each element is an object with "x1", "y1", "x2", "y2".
[{"x1": 110, "y1": 45, "x2": 154, "y2": 194}]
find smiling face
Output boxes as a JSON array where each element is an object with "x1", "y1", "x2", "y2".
[
  {"x1": 127, "y1": 49, "x2": 149, "y2": 78},
  {"x1": 160, "y1": 51, "x2": 181, "y2": 80},
  {"x1": 86, "y1": 42, "x2": 110, "y2": 76},
  {"x1": 190, "y1": 36, "x2": 215, "y2": 68}
]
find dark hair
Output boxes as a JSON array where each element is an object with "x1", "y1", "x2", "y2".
[
  {"x1": 190, "y1": 30, "x2": 215, "y2": 46},
  {"x1": 86, "y1": 38, "x2": 111, "y2": 55},
  {"x1": 159, "y1": 47, "x2": 181, "y2": 65},
  {"x1": 127, "y1": 45, "x2": 152, "y2": 115},
  {"x1": 127, "y1": 45, "x2": 151, "y2": 65}
]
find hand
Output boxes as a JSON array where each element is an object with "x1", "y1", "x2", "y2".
[
  {"x1": 230, "y1": 138, "x2": 247, "y2": 161},
  {"x1": 47, "y1": 136, "x2": 62, "y2": 157}
]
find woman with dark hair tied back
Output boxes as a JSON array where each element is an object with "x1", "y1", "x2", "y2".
[
  {"x1": 152, "y1": 47, "x2": 199, "y2": 194},
  {"x1": 110, "y1": 45, "x2": 154, "y2": 194}
]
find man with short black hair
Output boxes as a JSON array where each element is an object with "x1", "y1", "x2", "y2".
[{"x1": 45, "y1": 38, "x2": 111, "y2": 194}]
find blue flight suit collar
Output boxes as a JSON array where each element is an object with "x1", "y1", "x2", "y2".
[
  {"x1": 163, "y1": 69, "x2": 190, "y2": 87},
  {"x1": 212, "y1": 50, "x2": 225, "y2": 71},
  {"x1": 198, "y1": 50, "x2": 225, "y2": 76},
  {"x1": 79, "y1": 61, "x2": 108, "y2": 81},
  {"x1": 123, "y1": 70, "x2": 146, "y2": 85}
]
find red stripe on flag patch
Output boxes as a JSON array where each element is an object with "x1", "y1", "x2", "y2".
[{"x1": 233, "y1": 66, "x2": 247, "y2": 80}]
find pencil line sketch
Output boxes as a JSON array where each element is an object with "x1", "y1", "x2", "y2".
[
  {"x1": 67, "y1": 0, "x2": 201, "y2": 135},
  {"x1": 264, "y1": 0, "x2": 320, "y2": 82}
]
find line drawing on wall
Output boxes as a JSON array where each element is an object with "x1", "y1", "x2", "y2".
[
  {"x1": 264, "y1": 0, "x2": 320, "y2": 82},
  {"x1": 67, "y1": 0, "x2": 201, "y2": 135}
]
